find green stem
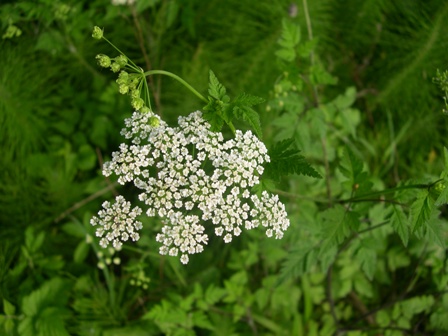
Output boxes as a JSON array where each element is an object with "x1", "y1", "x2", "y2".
[
  {"x1": 102, "y1": 36, "x2": 141, "y2": 72},
  {"x1": 342, "y1": 181, "x2": 440, "y2": 203},
  {"x1": 143, "y1": 79, "x2": 152, "y2": 111},
  {"x1": 143, "y1": 70, "x2": 208, "y2": 103},
  {"x1": 228, "y1": 121, "x2": 236, "y2": 134}
]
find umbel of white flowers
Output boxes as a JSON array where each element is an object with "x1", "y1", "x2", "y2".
[{"x1": 90, "y1": 110, "x2": 290, "y2": 264}]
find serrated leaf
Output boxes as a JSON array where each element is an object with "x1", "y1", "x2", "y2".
[
  {"x1": 435, "y1": 183, "x2": 448, "y2": 206},
  {"x1": 202, "y1": 100, "x2": 224, "y2": 132},
  {"x1": 22, "y1": 278, "x2": 69, "y2": 317},
  {"x1": 297, "y1": 38, "x2": 318, "y2": 58},
  {"x1": 320, "y1": 205, "x2": 359, "y2": 252},
  {"x1": 278, "y1": 19, "x2": 300, "y2": 48},
  {"x1": 234, "y1": 93, "x2": 265, "y2": 107},
  {"x1": 401, "y1": 296, "x2": 435, "y2": 319},
  {"x1": 208, "y1": 70, "x2": 226, "y2": 101},
  {"x1": 275, "y1": 48, "x2": 296, "y2": 62},
  {"x1": 37, "y1": 307, "x2": 70, "y2": 336},
  {"x1": 425, "y1": 212, "x2": 446, "y2": 248},
  {"x1": 411, "y1": 191, "x2": 435, "y2": 232},
  {"x1": 204, "y1": 285, "x2": 226, "y2": 306},
  {"x1": 192, "y1": 311, "x2": 214, "y2": 330},
  {"x1": 277, "y1": 242, "x2": 316, "y2": 285},
  {"x1": 265, "y1": 138, "x2": 321, "y2": 180},
  {"x1": 339, "y1": 147, "x2": 364, "y2": 184},
  {"x1": 356, "y1": 245, "x2": 377, "y2": 281},
  {"x1": 319, "y1": 245, "x2": 337, "y2": 273},
  {"x1": 233, "y1": 106, "x2": 262, "y2": 137},
  {"x1": 354, "y1": 273, "x2": 374, "y2": 298},
  {"x1": 390, "y1": 205, "x2": 410, "y2": 247}
]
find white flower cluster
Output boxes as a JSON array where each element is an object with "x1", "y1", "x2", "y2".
[
  {"x1": 90, "y1": 195, "x2": 143, "y2": 249},
  {"x1": 94, "y1": 110, "x2": 290, "y2": 264},
  {"x1": 111, "y1": 0, "x2": 136, "y2": 6}
]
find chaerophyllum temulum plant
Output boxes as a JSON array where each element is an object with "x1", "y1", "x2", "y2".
[{"x1": 89, "y1": 26, "x2": 316, "y2": 265}]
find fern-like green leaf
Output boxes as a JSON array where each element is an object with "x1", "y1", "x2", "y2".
[
  {"x1": 202, "y1": 99, "x2": 225, "y2": 132},
  {"x1": 275, "y1": 19, "x2": 300, "y2": 62},
  {"x1": 319, "y1": 205, "x2": 360, "y2": 253},
  {"x1": 339, "y1": 147, "x2": 366, "y2": 184},
  {"x1": 277, "y1": 242, "x2": 317, "y2": 285},
  {"x1": 390, "y1": 205, "x2": 410, "y2": 247},
  {"x1": 411, "y1": 190, "x2": 435, "y2": 232},
  {"x1": 264, "y1": 138, "x2": 321, "y2": 181},
  {"x1": 356, "y1": 245, "x2": 377, "y2": 281},
  {"x1": 435, "y1": 185, "x2": 448, "y2": 206},
  {"x1": 424, "y1": 212, "x2": 446, "y2": 248},
  {"x1": 233, "y1": 92, "x2": 265, "y2": 107},
  {"x1": 204, "y1": 285, "x2": 226, "y2": 306},
  {"x1": 233, "y1": 106, "x2": 262, "y2": 138},
  {"x1": 208, "y1": 70, "x2": 227, "y2": 101}
]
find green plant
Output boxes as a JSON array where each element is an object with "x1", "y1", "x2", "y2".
[{"x1": 1, "y1": 1, "x2": 447, "y2": 335}]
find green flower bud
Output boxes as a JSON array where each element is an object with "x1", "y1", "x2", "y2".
[
  {"x1": 131, "y1": 89, "x2": 140, "y2": 98},
  {"x1": 118, "y1": 84, "x2": 129, "y2": 94},
  {"x1": 129, "y1": 78, "x2": 139, "y2": 90},
  {"x1": 92, "y1": 26, "x2": 104, "y2": 40},
  {"x1": 434, "y1": 181, "x2": 446, "y2": 193},
  {"x1": 116, "y1": 71, "x2": 129, "y2": 85},
  {"x1": 110, "y1": 62, "x2": 121, "y2": 73},
  {"x1": 132, "y1": 97, "x2": 144, "y2": 110},
  {"x1": 149, "y1": 116, "x2": 160, "y2": 127},
  {"x1": 141, "y1": 106, "x2": 151, "y2": 113},
  {"x1": 115, "y1": 55, "x2": 128, "y2": 67},
  {"x1": 96, "y1": 54, "x2": 111, "y2": 68}
]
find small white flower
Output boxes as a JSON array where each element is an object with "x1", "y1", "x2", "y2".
[
  {"x1": 224, "y1": 234, "x2": 232, "y2": 243},
  {"x1": 180, "y1": 254, "x2": 189, "y2": 264}
]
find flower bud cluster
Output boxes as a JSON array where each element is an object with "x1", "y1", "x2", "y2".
[
  {"x1": 96, "y1": 54, "x2": 130, "y2": 74},
  {"x1": 95, "y1": 110, "x2": 290, "y2": 264},
  {"x1": 115, "y1": 70, "x2": 147, "y2": 111}
]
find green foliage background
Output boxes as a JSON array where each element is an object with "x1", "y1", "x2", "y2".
[{"x1": 1, "y1": 0, "x2": 448, "y2": 335}]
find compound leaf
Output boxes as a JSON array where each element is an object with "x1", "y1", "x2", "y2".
[{"x1": 264, "y1": 138, "x2": 321, "y2": 181}]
